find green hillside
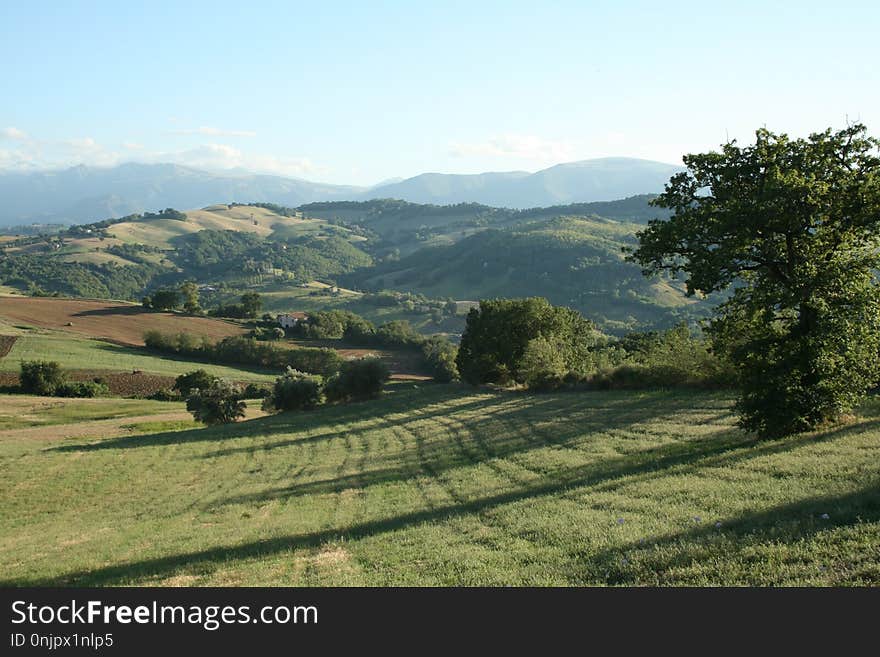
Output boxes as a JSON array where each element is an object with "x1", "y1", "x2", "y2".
[
  {"x1": 0, "y1": 197, "x2": 703, "y2": 334},
  {"x1": 2, "y1": 385, "x2": 877, "y2": 586},
  {"x1": 347, "y1": 216, "x2": 710, "y2": 333}
]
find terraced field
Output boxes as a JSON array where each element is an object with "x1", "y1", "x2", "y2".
[{"x1": 1, "y1": 386, "x2": 877, "y2": 586}]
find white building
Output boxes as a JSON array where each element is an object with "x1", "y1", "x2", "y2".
[{"x1": 278, "y1": 312, "x2": 308, "y2": 328}]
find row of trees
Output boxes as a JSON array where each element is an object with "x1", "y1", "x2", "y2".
[
  {"x1": 143, "y1": 331, "x2": 342, "y2": 377},
  {"x1": 455, "y1": 298, "x2": 728, "y2": 392},
  {"x1": 17, "y1": 361, "x2": 109, "y2": 398},
  {"x1": 142, "y1": 285, "x2": 263, "y2": 319},
  {"x1": 286, "y1": 309, "x2": 459, "y2": 381},
  {"x1": 182, "y1": 358, "x2": 391, "y2": 425}
]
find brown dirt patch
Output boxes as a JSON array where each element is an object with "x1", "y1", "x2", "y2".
[
  {"x1": 0, "y1": 370, "x2": 176, "y2": 396},
  {"x1": 0, "y1": 335, "x2": 17, "y2": 358},
  {"x1": 0, "y1": 296, "x2": 244, "y2": 346}
]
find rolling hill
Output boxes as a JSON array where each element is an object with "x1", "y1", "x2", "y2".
[
  {"x1": 0, "y1": 197, "x2": 706, "y2": 334},
  {"x1": 344, "y1": 215, "x2": 708, "y2": 332}
]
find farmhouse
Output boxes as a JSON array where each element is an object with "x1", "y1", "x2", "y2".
[{"x1": 278, "y1": 311, "x2": 308, "y2": 328}]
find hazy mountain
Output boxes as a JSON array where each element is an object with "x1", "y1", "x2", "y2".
[
  {"x1": 0, "y1": 157, "x2": 682, "y2": 227},
  {"x1": 364, "y1": 158, "x2": 681, "y2": 207},
  {"x1": 0, "y1": 163, "x2": 363, "y2": 226}
]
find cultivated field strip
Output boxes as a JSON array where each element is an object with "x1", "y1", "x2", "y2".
[{"x1": 0, "y1": 387, "x2": 878, "y2": 586}]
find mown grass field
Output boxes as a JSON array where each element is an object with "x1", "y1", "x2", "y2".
[
  {"x1": 1, "y1": 386, "x2": 877, "y2": 586},
  {"x1": 0, "y1": 396, "x2": 187, "y2": 431},
  {"x1": 0, "y1": 332, "x2": 277, "y2": 382}
]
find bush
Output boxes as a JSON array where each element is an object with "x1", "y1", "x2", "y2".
[
  {"x1": 421, "y1": 336, "x2": 459, "y2": 383},
  {"x1": 149, "y1": 388, "x2": 180, "y2": 401},
  {"x1": 285, "y1": 347, "x2": 342, "y2": 377},
  {"x1": 19, "y1": 360, "x2": 66, "y2": 395},
  {"x1": 242, "y1": 382, "x2": 272, "y2": 399},
  {"x1": 173, "y1": 370, "x2": 219, "y2": 397},
  {"x1": 55, "y1": 381, "x2": 110, "y2": 398},
  {"x1": 263, "y1": 368, "x2": 324, "y2": 412},
  {"x1": 374, "y1": 320, "x2": 424, "y2": 348},
  {"x1": 186, "y1": 380, "x2": 246, "y2": 425},
  {"x1": 324, "y1": 357, "x2": 390, "y2": 403}
]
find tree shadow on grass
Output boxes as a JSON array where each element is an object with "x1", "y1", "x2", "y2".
[
  {"x1": 584, "y1": 480, "x2": 880, "y2": 585},
  {"x1": 46, "y1": 387, "x2": 507, "y2": 453},
  {"x1": 216, "y1": 393, "x2": 728, "y2": 506},
  {"x1": 12, "y1": 421, "x2": 766, "y2": 586},
  {"x1": 15, "y1": 394, "x2": 878, "y2": 586}
]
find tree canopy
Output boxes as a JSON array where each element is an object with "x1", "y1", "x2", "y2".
[{"x1": 629, "y1": 124, "x2": 880, "y2": 437}]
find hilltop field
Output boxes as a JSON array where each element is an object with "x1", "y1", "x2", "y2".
[{"x1": 1, "y1": 385, "x2": 877, "y2": 586}]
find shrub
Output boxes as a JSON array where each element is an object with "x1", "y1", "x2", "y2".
[
  {"x1": 19, "y1": 360, "x2": 66, "y2": 395},
  {"x1": 149, "y1": 388, "x2": 180, "y2": 401},
  {"x1": 263, "y1": 368, "x2": 324, "y2": 412},
  {"x1": 173, "y1": 370, "x2": 219, "y2": 397},
  {"x1": 421, "y1": 336, "x2": 459, "y2": 383},
  {"x1": 186, "y1": 380, "x2": 246, "y2": 425},
  {"x1": 285, "y1": 347, "x2": 342, "y2": 377},
  {"x1": 242, "y1": 382, "x2": 272, "y2": 399},
  {"x1": 374, "y1": 320, "x2": 424, "y2": 348},
  {"x1": 55, "y1": 381, "x2": 110, "y2": 398},
  {"x1": 324, "y1": 357, "x2": 390, "y2": 403}
]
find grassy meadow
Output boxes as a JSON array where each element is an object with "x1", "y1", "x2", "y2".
[
  {"x1": 1, "y1": 385, "x2": 877, "y2": 586},
  {"x1": 0, "y1": 396, "x2": 187, "y2": 431},
  {"x1": 0, "y1": 332, "x2": 277, "y2": 382}
]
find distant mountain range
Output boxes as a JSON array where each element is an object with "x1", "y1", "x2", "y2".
[{"x1": 0, "y1": 157, "x2": 682, "y2": 227}]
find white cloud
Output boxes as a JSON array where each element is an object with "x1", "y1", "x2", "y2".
[
  {"x1": 62, "y1": 137, "x2": 100, "y2": 151},
  {"x1": 169, "y1": 126, "x2": 257, "y2": 138},
  {"x1": 152, "y1": 143, "x2": 324, "y2": 177},
  {"x1": 449, "y1": 134, "x2": 576, "y2": 163},
  {"x1": 1, "y1": 127, "x2": 28, "y2": 141},
  {"x1": 0, "y1": 129, "x2": 325, "y2": 179}
]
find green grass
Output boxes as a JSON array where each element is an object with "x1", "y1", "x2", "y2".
[
  {"x1": 118, "y1": 419, "x2": 201, "y2": 433},
  {"x1": 0, "y1": 333, "x2": 277, "y2": 382},
  {"x1": 1, "y1": 386, "x2": 877, "y2": 586},
  {"x1": 0, "y1": 396, "x2": 186, "y2": 431}
]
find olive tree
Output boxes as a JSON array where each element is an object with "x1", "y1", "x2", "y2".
[{"x1": 629, "y1": 124, "x2": 880, "y2": 437}]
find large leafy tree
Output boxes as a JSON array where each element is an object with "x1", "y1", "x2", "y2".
[
  {"x1": 456, "y1": 297, "x2": 599, "y2": 385},
  {"x1": 629, "y1": 124, "x2": 880, "y2": 437}
]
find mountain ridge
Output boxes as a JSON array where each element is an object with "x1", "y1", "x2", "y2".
[{"x1": 0, "y1": 157, "x2": 682, "y2": 227}]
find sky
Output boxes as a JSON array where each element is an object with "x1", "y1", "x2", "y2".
[{"x1": 1, "y1": 0, "x2": 878, "y2": 185}]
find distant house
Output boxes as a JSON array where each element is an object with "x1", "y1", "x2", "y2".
[{"x1": 278, "y1": 312, "x2": 308, "y2": 328}]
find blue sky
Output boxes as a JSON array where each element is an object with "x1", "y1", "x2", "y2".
[{"x1": 1, "y1": 0, "x2": 878, "y2": 185}]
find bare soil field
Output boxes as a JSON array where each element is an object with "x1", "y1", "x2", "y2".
[
  {"x1": 0, "y1": 335, "x2": 16, "y2": 357},
  {"x1": 0, "y1": 296, "x2": 244, "y2": 346}
]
